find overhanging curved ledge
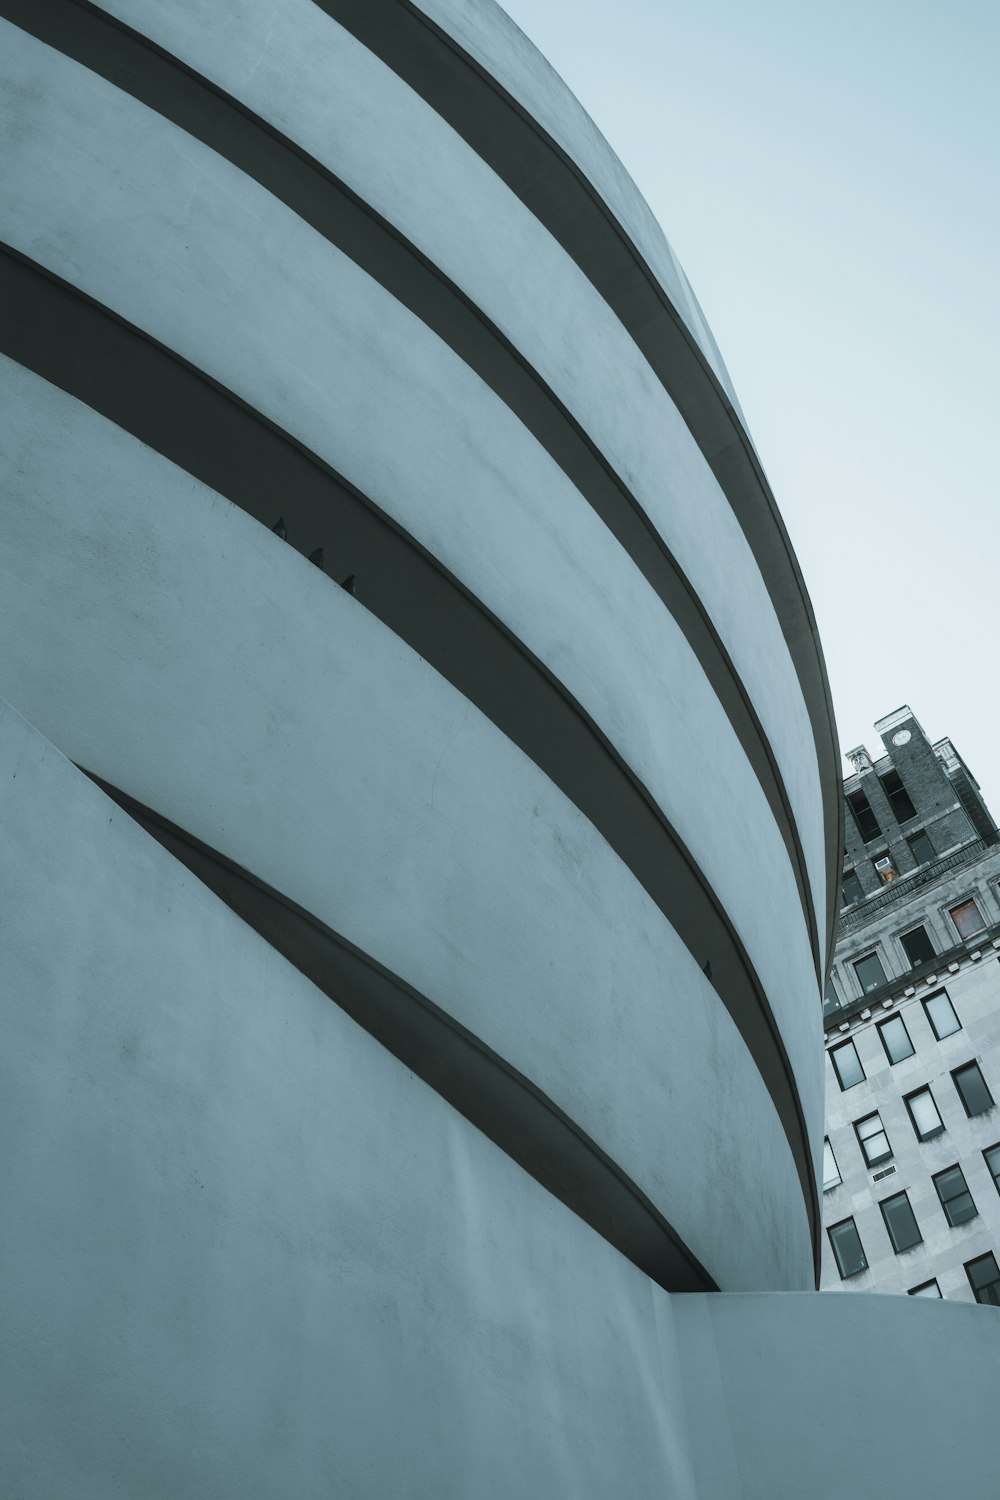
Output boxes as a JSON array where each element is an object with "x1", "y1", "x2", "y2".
[
  {"x1": 0, "y1": 245, "x2": 821, "y2": 1278},
  {"x1": 2, "y1": 0, "x2": 821, "y2": 982},
  {"x1": 317, "y1": 0, "x2": 843, "y2": 969},
  {"x1": 86, "y1": 769, "x2": 718, "y2": 1295}
]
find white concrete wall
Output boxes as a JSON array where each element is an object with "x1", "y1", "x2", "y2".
[
  {"x1": 3, "y1": 703, "x2": 996, "y2": 1500},
  {"x1": 675, "y1": 1292, "x2": 999, "y2": 1500},
  {"x1": 0, "y1": 363, "x2": 812, "y2": 1292},
  {"x1": 0, "y1": 26, "x2": 826, "y2": 1160},
  {"x1": 87, "y1": 0, "x2": 828, "y2": 949},
  {"x1": 0, "y1": 699, "x2": 699, "y2": 1500}
]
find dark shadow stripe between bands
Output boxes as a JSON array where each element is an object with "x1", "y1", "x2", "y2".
[
  {"x1": 1, "y1": 0, "x2": 822, "y2": 985},
  {"x1": 85, "y1": 769, "x2": 718, "y2": 1294},
  {"x1": 0, "y1": 245, "x2": 820, "y2": 1282},
  {"x1": 315, "y1": 0, "x2": 843, "y2": 975}
]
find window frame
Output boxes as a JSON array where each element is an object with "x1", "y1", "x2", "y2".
[
  {"x1": 899, "y1": 924, "x2": 936, "y2": 967},
  {"x1": 907, "y1": 1279, "x2": 941, "y2": 1298},
  {"x1": 907, "y1": 830, "x2": 934, "y2": 866},
  {"x1": 904, "y1": 1085, "x2": 944, "y2": 1142},
  {"x1": 983, "y1": 1142, "x2": 1000, "y2": 1197},
  {"x1": 952, "y1": 1060, "x2": 995, "y2": 1118},
  {"x1": 822, "y1": 1137, "x2": 842, "y2": 1191},
  {"x1": 879, "y1": 768, "x2": 917, "y2": 823},
  {"x1": 932, "y1": 1164, "x2": 978, "y2": 1227},
  {"x1": 854, "y1": 1110, "x2": 892, "y2": 1167},
  {"x1": 847, "y1": 789, "x2": 880, "y2": 843},
  {"x1": 964, "y1": 1252, "x2": 1000, "y2": 1307},
  {"x1": 854, "y1": 950, "x2": 888, "y2": 995},
  {"x1": 877, "y1": 1012, "x2": 915, "y2": 1065},
  {"x1": 949, "y1": 897, "x2": 987, "y2": 940},
  {"x1": 922, "y1": 989, "x2": 961, "y2": 1041},
  {"x1": 828, "y1": 1217, "x2": 868, "y2": 1279},
  {"x1": 830, "y1": 1039, "x2": 865, "y2": 1091},
  {"x1": 879, "y1": 1190, "x2": 922, "y2": 1254},
  {"x1": 841, "y1": 869, "x2": 863, "y2": 907}
]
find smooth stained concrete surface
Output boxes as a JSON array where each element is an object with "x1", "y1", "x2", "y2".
[
  {"x1": 10, "y1": 3, "x2": 993, "y2": 1495},
  {"x1": 0, "y1": 364, "x2": 812, "y2": 1293},
  {"x1": 0, "y1": 9, "x2": 829, "y2": 960},
  {"x1": 3, "y1": 702, "x2": 996, "y2": 1500}
]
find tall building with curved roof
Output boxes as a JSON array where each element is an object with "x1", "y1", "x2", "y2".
[{"x1": 0, "y1": 4, "x2": 994, "y2": 1496}]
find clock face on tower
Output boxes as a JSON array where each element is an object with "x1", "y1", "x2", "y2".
[{"x1": 892, "y1": 729, "x2": 912, "y2": 746}]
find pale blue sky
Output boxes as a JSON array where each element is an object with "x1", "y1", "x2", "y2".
[{"x1": 500, "y1": 0, "x2": 1000, "y2": 811}]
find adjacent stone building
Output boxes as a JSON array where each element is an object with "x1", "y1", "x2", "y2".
[{"x1": 823, "y1": 706, "x2": 1000, "y2": 1302}]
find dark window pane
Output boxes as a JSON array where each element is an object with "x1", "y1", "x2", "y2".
[
  {"x1": 907, "y1": 830, "x2": 935, "y2": 865},
  {"x1": 908, "y1": 1280, "x2": 941, "y2": 1298},
  {"x1": 905, "y1": 1087, "x2": 944, "y2": 1140},
  {"x1": 824, "y1": 977, "x2": 842, "y2": 1017},
  {"x1": 923, "y1": 991, "x2": 960, "y2": 1040},
  {"x1": 855, "y1": 1112, "x2": 892, "y2": 1166},
  {"x1": 950, "y1": 899, "x2": 986, "y2": 939},
  {"x1": 880, "y1": 770, "x2": 917, "y2": 823},
  {"x1": 854, "y1": 952, "x2": 888, "y2": 994},
  {"x1": 984, "y1": 1143, "x2": 1000, "y2": 1194},
  {"x1": 831, "y1": 1041, "x2": 864, "y2": 1090},
  {"x1": 880, "y1": 1192, "x2": 922, "y2": 1253},
  {"x1": 934, "y1": 1165, "x2": 978, "y2": 1227},
  {"x1": 829, "y1": 1218, "x2": 867, "y2": 1278},
  {"x1": 848, "y1": 790, "x2": 880, "y2": 843},
  {"x1": 965, "y1": 1253, "x2": 1000, "y2": 1306},
  {"x1": 878, "y1": 1014, "x2": 915, "y2": 1064},
  {"x1": 953, "y1": 1062, "x2": 995, "y2": 1117},
  {"x1": 901, "y1": 926, "x2": 936, "y2": 966},
  {"x1": 842, "y1": 870, "x2": 863, "y2": 907}
]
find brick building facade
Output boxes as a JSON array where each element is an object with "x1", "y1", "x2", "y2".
[{"x1": 822, "y1": 706, "x2": 1000, "y2": 1302}]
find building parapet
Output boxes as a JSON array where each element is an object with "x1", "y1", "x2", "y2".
[{"x1": 837, "y1": 839, "x2": 987, "y2": 935}]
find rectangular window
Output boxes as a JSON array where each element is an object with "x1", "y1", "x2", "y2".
[
  {"x1": 854, "y1": 951, "x2": 888, "y2": 994},
  {"x1": 847, "y1": 789, "x2": 880, "y2": 843},
  {"x1": 908, "y1": 1280, "x2": 941, "y2": 1298},
  {"x1": 824, "y1": 977, "x2": 841, "y2": 1016},
  {"x1": 933, "y1": 1165, "x2": 977, "y2": 1227},
  {"x1": 823, "y1": 1138, "x2": 841, "y2": 1191},
  {"x1": 880, "y1": 1191, "x2": 922, "y2": 1253},
  {"x1": 905, "y1": 1086, "x2": 944, "y2": 1141},
  {"x1": 965, "y1": 1252, "x2": 1000, "y2": 1306},
  {"x1": 900, "y1": 925, "x2": 935, "y2": 967},
  {"x1": 878, "y1": 1013, "x2": 915, "y2": 1065},
  {"x1": 831, "y1": 1039, "x2": 865, "y2": 1091},
  {"x1": 907, "y1": 829, "x2": 935, "y2": 865},
  {"x1": 842, "y1": 869, "x2": 863, "y2": 907},
  {"x1": 952, "y1": 1061, "x2": 995, "y2": 1117},
  {"x1": 950, "y1": 898, "x2": 986, "y2": 940},
  {"x1": 828, "y1": 1218, "x2": 867, "y2": 1278},
  {"x1": 923, "y1": 990, "x2": 961, "y2": 1040},
  {"x1": 984, "y1": 1143, "x2": 1000, "y2": 1196},
  {"x1": 873, "y1": 855, "x2": 898, "y2": 884},
  {"x1": 880, "y1": 769, "x2": 917, "y2": 822},
  {"x1": 854, "y1": 1111, "x2": 892, "y2": 1167}
]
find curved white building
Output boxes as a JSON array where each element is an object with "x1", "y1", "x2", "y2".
[{"x1": 0, "y1": 4, "x2": 994, "y2": 1496}]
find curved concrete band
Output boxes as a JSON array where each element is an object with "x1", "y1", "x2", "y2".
[
  {"x1": 0, "y1": 0, "x2": 827, "y2": 1291},
  {"x1": 2, "y1": 0, "x2": 826, "y2": 976},
  {"x1": 0, "y1": 250, "x2": 821, "y2": 1270},
  {"x1": 0, "y1": 363, "x2": 814, "y2": 1292},
  {"x1": 2, "y1": 703, "x2": 995, "y2": 1499}
]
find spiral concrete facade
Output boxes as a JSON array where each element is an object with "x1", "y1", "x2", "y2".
[{"x1": 1, "y1": 4, "x2": 994, "y2": 1496}]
